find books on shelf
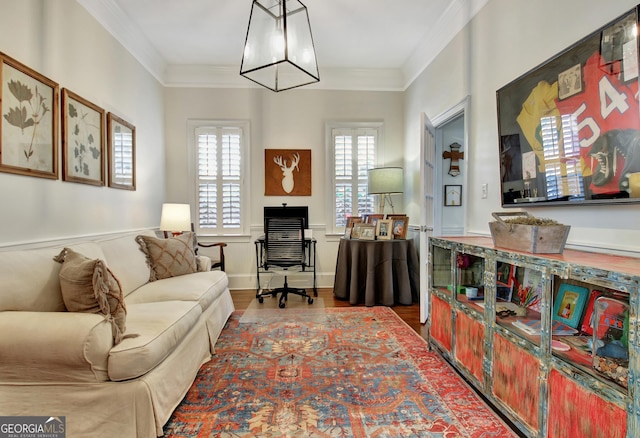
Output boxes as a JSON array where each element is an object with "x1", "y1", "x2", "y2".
[{"x1": 512, "y1": 318, "x2": 578, "y2": 336}]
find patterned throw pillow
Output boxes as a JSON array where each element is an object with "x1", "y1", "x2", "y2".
[
  {"x1": 135, "y1": 232, "x2": 197, "y2": 281},
  {"x1": 54, "y1": 248, "x2": 127, "y2": 344}
]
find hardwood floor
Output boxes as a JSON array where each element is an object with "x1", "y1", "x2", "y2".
[{"x1": 230, "y1": 288, "x2": 429, "y2": 339}]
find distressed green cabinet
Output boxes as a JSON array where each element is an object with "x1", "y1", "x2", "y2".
[{"x1": 428, "y1": 236, "x2": 639, "y2": 438}]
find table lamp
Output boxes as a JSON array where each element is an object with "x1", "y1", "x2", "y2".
[
  {"x1": 367, "y1": 167, "x2": 404, "y2": 214},
  {"x1": 159, "y1": 203, "x2": 191, "y2": 237}
]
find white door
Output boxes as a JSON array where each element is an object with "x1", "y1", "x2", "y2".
[{"x1": 419, "y1": 112, "x2": 436, "y2": 323}]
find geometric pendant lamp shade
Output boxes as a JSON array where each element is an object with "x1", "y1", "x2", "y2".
[{"x1": 240, "y1": 0, "x2": 320, "y2": 92}]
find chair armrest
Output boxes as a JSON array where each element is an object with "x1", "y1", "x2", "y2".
[{"x1": 196, "y1": 242, "x2": 227, "y2": 271}]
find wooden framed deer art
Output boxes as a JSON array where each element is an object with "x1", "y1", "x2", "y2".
[{"x1": 264, "y1": 149, "x2": 312, "y2": 196}]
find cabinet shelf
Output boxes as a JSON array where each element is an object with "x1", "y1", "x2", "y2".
[{"x1": 428, "y1": 236, "x2": 639, "y2": 438}]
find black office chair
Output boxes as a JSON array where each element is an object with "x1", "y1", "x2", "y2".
[{"x1": 257, "y1": 217, "x2": 314, "y2": 308}]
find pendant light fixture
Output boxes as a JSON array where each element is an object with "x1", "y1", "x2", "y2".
[{"x1": 240, "y1": 0, "x2": 320, "y2": 92}]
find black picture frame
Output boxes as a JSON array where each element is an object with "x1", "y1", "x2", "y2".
[{"x1": 496, "y1": 5, "x2": 640, "y2": 207}]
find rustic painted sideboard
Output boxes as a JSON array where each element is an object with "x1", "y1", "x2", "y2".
[{"x1": 428, "y1": 236, "x2": 639, "y2": 438}]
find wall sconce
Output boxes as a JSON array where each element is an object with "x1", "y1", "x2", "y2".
[
  {"x1": 367, "y1": 167, "x2": 404, "y2": 214},
  {"x1": 240, "y1": 0, "x2": 320, "y2": 92},
  {"x1": 159, "y1": 203, "x2": 191, "y2": 237}
]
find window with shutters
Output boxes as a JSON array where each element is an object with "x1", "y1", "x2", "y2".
[
  {"x1": 188, "y1": 120, "x2": 250, "y2": 236},
  {"x1": 326, "y1": 122, "x2": 382, "y2": 235}
]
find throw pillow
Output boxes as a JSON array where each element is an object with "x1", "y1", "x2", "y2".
[
  {"x1": 54, "y1": 248, "x2": 127, "y2": 344},
  {"x1": 135, "y1": 232, "x2": 197, "y2": 281}
]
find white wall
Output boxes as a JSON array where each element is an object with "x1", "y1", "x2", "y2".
[
  {"x1": 0, "y1": 0, "x2": 165, "y2": 245},
  {"x1": 164, "y1": 87, "x2": 404, "y2": 288},
  {"x1": 404, "y1": 0, "x2": 640, "y2": 255}
]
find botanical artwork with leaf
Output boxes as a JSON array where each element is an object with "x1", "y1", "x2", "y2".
[
  {"x1": 65, "y1": 95, "x2": 102, "y2": 181},
  {"x1": 1, "y1": 63, "x2": 54, "y2": 172}
]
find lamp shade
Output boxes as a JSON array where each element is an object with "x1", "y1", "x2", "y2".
[
  {"x1": 240, "y1": 0, "x2": 319, "y2": 92},
  {"x1": 159, "y1": 203, "x2": 191, "y2": 232},
  {"x1": 367, "y1": 167, "x2": 404, "y2": 194}
]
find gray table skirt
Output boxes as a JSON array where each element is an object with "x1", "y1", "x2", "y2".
[{"x1": 333, "y1": 238, "x2": 420, "y2": 306}]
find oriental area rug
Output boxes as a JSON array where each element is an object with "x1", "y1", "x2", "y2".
[{"x1": 164, "y1": 306, "x2": 517, "y2": 437}]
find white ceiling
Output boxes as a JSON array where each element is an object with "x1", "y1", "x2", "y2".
[{"x1": 78, "y1": 0, "x2": 488, "y2": 90}]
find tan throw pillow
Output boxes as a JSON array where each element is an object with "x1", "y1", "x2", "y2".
[
  {"x1": 135, "y1": 232, "x2": 197, "y2": 281},
  {"x1": 54, "y1": 248, "x2": 127, "y2": 344}
]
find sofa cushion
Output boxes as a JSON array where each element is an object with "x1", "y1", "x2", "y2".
[
  {"x1": 98, "y1": 231, "x2": 153, "y2": 297},
  {"x1": 55, "y1": 248, "x2": 127, "y2": 344},
  {"x1": 136, "y1": 232, "x2": 197, "y2": 281},
  {"x1": 107, "y1": 301, "x2": 202, "y2": 381},
  {"x1": 125, "y1": 270, "x2": 229, "y2": 310}
]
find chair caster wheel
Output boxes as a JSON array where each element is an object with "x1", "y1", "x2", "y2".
[
  {"x1": 279, "y1": 302, "x2": 286, "y2": 308},
  {"x1": 308, "y1": 298, "x2": 314, "y2": 304},
  {"x1": 258, "y1": 297, "x2": 263, "y2": 303}
]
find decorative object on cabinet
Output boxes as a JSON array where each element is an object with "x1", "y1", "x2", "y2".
[
  {"x1": 240, "y1": 0, "x2": 319, "y2": 92},
  {"x1": 444, "y1": 184, "x2": 462, "y2": 206},
  {"x1": 592, "y1": 296, "x2": 629, "y2": 388},
  {"x1": 442, "y1": 142, "x2": 464, "y2": 176},
  {"x1": 264, "y1": 149, "x2": 311, "y2": 196},
  {"x1": 496, "y1": 262, "x2": 516, "y2": 302},
  {"x1": 552, "y1": 283, "x2": 589, "y2": 329},
  {"x1": 0, "y1": 52, "x2": 59, "y2": 180},
  {"x1": 107, "y1": 112, "x2": 136, "y2": 190},
  {"x1": 367, "y1": 167, "x2": 404, "y2": 214},
  {"x1": 391, "y1": 216, "x2": 408, "y2": 239},
  {"x1": 497, "y1": 6, "x2": 640, "y2": 207},
  {"x1": 61, "y1": 88, "x2": 105, "y2": 186},
  {"x1": 580, "y1": 289, "x2": 605, "y2": 335},
  {"x1": 489, "y1": 211, "x2": 570, "y2": 253},
  {"x1": 520, "y1": 268, "x2": 543, "y2": 312}
]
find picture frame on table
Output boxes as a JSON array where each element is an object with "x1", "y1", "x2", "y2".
[
  {"x1": 346, "y1": 216, "x2": 362, "y2": 228},
  {"x1": 107, "y1": 112, "x2": 136, "y2": 190},
  {"x1": 391, "y1": 216, "x2": 408, "y2": 239},
  {"x1": 375, "y1": 219, "x2": 393, "y2": 240},
  {"x1": 0, "y1": 52, "x2": 59, "y2": 180},
  {"x1": 351, "y1": 223, "x2": 367, "y2": 239},
  {"x1": 62, "y1": 88, "x2": 105, "y2": 186},
  {"x1": 552, "y1": 283, "x2": 589, "y2": 329},
  {"x1": 358, "y1": 224, "x2": 376, "y2": 240},
  {"x1": 366, "y1": 213, "x2": 384, "y2": 225}
]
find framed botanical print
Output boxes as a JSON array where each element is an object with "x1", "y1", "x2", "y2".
[
  {"x1": 61, "y1": 88, "x2": 105, "y2": 186},
  {"x1": 107, "y1": 112, "x2": 136, "y2": 190},
  {"x1": 0, "y1": 52, "x2": 59, "y2": 179}
]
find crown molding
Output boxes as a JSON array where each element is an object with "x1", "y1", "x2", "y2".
[{"x1": 77, "y1": 0, "x2": 166, "y2": 83}]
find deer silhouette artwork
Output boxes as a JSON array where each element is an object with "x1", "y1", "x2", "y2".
[{"x1": 273, "y1": 153, "x2": 300, "y2": 193}]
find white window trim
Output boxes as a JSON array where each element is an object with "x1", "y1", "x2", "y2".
[
  {"x1": 187, "y1": 119, "x2": 251, "y2": 238},
  {"x1": 325, "y1": 121, "x2": 384, "y2": 236}
]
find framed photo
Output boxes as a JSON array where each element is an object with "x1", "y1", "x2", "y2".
[
  {"x1": 62, "y1": 88, "x2": 105, "y2": 186},
  {"x1": 346, "y1": 216, "x2": 362, "y2": 228},
  {"x1": 391, "y1": 216, "x2": 408, "y2": 239},
  {"x1": 359, "y1": 224, "x2": 376, "y2": 240},
  {"x1": 552, "y1": 283, "x2": 589, "y2": 329},
  {"x1": 366, "y1": 213, "x2": 384, "y2": 225},
  {"x1": 580, "y1": 289, "x2": 605, "y2": 335},
  {"x1": 444, "y1": 185, "x2": 462, "y2": 206},
  {"x1": 497, "y1": 6, "x2": 640, "y2": 207},
  {"x1": 376, "y1": 219, "x2": 392, "y2": 240},
  {"x1": 0, "y1": 52, "x2": 59, "y2": 179},
  {"x1": 351, "y1": 223, "x2": 367, "y2": 239},
  {"x1": 343, "y1": 227, "x2": 352, "y2": 239},
  {"x1": 386, "y1": 213, "x2": 406, "y2": 219},
  {"x1": 107, "y1": 113, "x2": 136, "y2": 190}
]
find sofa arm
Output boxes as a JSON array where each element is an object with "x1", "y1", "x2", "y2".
[
  {"x1": 0, "y1": 311, "x2": 114, "y2": 383},
  {"x1": 196, "y1": 255, "x2": 212, "y2": 272}
]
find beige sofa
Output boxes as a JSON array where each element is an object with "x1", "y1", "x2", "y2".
[{"x1": 0, "y1": 230, "x2": 234, "y2": 437}]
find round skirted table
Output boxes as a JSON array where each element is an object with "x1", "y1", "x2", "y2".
[{"x1": 333, "y1": 238, "x2": 419, "y2": 306}]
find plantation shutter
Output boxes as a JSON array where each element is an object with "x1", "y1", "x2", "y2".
[
  {"x1": 196, "y1": 126, "x2": 242, "y2": 233},
  {"x1": 332, "y1": 128, "x2": 377, "y2": 227}
]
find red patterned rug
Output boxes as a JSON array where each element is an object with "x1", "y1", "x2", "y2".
[{"x1": 164, "y1": 306, "x2": 517, "y2": 437}]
